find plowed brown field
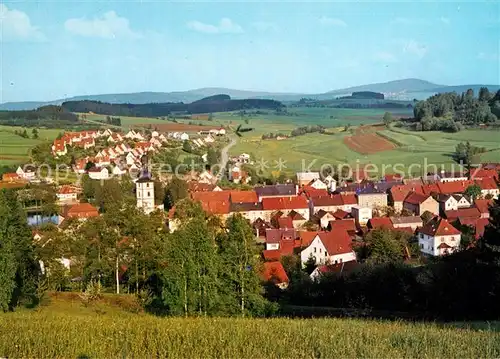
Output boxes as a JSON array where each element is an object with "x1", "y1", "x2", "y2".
[{"x1": 343, "y1": 125, "x2": 397, "y2": 154}]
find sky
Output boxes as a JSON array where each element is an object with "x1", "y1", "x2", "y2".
[{"x1": 1, "y1": 0, "x2": 499, "y2": 102}]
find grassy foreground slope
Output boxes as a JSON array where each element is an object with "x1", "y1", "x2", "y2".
[{"x1": 0, "y1": 294, "x2": 499, "y2": 358}]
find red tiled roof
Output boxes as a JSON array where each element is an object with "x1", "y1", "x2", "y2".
[
  {"x1": 312, "y1": 195, "x2": 343, "y2": 207},
  {"x1": 341, "y1": 194, "x2": 358, "y2": 205},
  {"x1": 329, "y1": 219, "x2": 356, "y2": 232},
  {"x1": 262, "y1": 196, "x2": 308, "y2": 211},
  {"x1": 262, "y1": 250, "x2": 281, "y2": 261},
  {"x1": 390, "y1": 184, "x2": 422, "y2": 202},
  {"x1": 419, "y1": 218, "x2": 461, "y2": 237},
  {"x1": 475, "y1": 178, "x2": 498, "y2": 191},
  {"x1": 192, "y1": 190, "x2": 231, "y2": 203},
  {"x1": 470, "y1": 168, "x2": 499, "y2": 181},
  {"x1": 421, "y1": 183, "x2": 440, "y2": 196},
  {"x1": 297, "y1": 231, "x2": 318, "y2": 247},
  {"x1": 437, "y1": 180, "x2": 474, "y2": 195},
  {"x1": 278, "y1": 217, "x2": 294, "y2": 229},
  {"x1": 200, "y1": 200, "x2": 230, "y2": 215},
  {"x1": 332, "y1": 209, "x2": 350, "y2": 219},
  {"x1": 262, "y1": 262, "x2": 289, "y2": 284},
  {"x1": 188, "y1": 182, "x2": 217, "y2": 192},
  {"x1": 1, "y1": 172, "x2": 21, "y2": 181},
  {"x1": 474, "y1": 218, "x2": 490, "y2": 239},
  {"x1": 299, "y1": 186, "x2": 328, "y2": 198},
  {"x1": 230, "y1": 190, "x2": 258, "y2": 203},
  {"x1": 318, "y1": 230, "x2": 353, "y2": 256},
  {"x1": 444, "y1": 208, "x2": 481, "y2": 221},
  {"x1": 475, "y1": 199, "x2": 493, "y2": 214},
  {"x1": 265, "y1": 229, "x2": 296, "y2": 244},
  {"x1": 58, "y1": 185, "x2": 78, "y2": 194},
  {"x1": 66, "y1": 203, "x2": 99, "y2": 218},
  {"x1": 367, "y1": 217, "x2": 394, "y2": 229},
  {"x1": 404, "y1": 192, "x2": 430, "y2": 205}
]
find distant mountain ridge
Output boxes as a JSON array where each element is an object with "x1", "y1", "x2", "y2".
[{"x1": 1, "y1": 78, "x2": 498, "y2": 110}]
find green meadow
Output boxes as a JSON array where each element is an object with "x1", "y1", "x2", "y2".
[
  {"x1": 0, "y1": 126, "x2": 61, "y2": 166},
  {"x1": 0, "y1": 294, "x2": 498, "y2": 358}
]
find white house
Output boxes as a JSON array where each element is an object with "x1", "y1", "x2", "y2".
[
  {"x1": 56, "y1": 185, "x2": 78, "y2": 203},
  {"x1": 88, "y1": 167, "x2": 109, "y2": 180},
  {"x1": 417, "y1": 218, "x2": 461, "y2": 256},
  {"x1": 180, "y1": 133, "x2": 190, "y2": 141},
  {"x1": 300, "y1": 231, "x2": 356, "y2": 266},
  {"x1": 308, "y1": 178, "x2": 328, "y2": 190},
  {"x1": 16, "y1": 166, "x2": 36, "y2": 181},
  {"x1": 204, "y1": 134, "x2": 215, "y2": 143},
  {"x1": 351, "y1": 206, "x2": 372, "y2": 226},
  {"x1": 112, "y1": 166, "x2": 127, "y2": 176},
  {"x1": 125, "y1": 130, "x2": 137, "y2": 139},
  {"x1": 477, "y1": 178, "x2": 499, "y2": 199},
  {"x1": 297, "y1": 172, "x2": 320, "y2": 186}
]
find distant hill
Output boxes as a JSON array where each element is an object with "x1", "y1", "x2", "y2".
[
  {"x1": 2, "y1": 79, "x2": 499, "y2": 110},
  {"x1": 327, "y1": 79, "x2": 442, "y2": 95}
]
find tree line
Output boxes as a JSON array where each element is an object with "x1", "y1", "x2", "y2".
[
  {"x1": 412, "y1": 87, "x2": 500, "y2": 132},
  {"x1": 61, "y1": 97, "x2": 285, "y2": 118},
  {"x1": 0, "y1": 105, "x2": 79, "y2": 128}
]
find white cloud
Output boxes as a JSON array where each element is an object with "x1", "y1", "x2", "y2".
[
  {"x1": 373, "y1": 51, "x2": 398, "y2": 63},
  {"x1": 187, "y1": 18, "x2": 243, "y2": 34},
  {"x1": 0, "y1": 4, "x2": 45, "y2": 41},
  {"x1": 64, "y1": 11, "x2": 140, "y2": 39},
  {"x1": 403, "y1": 40, "x2": 428, "y2": 59},
  {"x1": 252, "y1": 21, "x2": 278, "y2": 32},
  {"x1": 478, "y1": 52, "x2": 498, "y2": 61},
  {"x1": 440, "y1": 16, "x2": 451, "y2": 25},
  {"x1": 319, "y1": 16, "x2": 347, "y2": 27}
]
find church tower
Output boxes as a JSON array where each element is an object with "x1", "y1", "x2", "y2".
[{"x1": 136, "y1": 171, "x2": 155, "y2": 214}]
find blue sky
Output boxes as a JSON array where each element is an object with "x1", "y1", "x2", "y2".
[{"x1": 1, "y1": 1, "x2": 499, "y2": 102}]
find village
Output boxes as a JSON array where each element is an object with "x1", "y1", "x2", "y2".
[{"x1": 1, "y1": 126, "x2": 499, "y2": 289}]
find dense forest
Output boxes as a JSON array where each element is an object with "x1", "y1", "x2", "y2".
[
  {"x1": 337, "y1": 91, "x2": 385, "y2": 100},
  {"x1": 61, "y1": 96, "x2": 285, "y2": 117},
  {"x1": 412, "y1": 87, "x2": 500, "y2": 132},
  {"x1": 0, "y1": 105, "x2": 79, "y2": 128}
]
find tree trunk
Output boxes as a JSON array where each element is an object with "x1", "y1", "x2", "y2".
[
  {"x1": 135, "y1": 259, "x2": 139, "y2": 294},
  {"x1": 115, "y1": 254, "x2": 120, "y2": 294}
]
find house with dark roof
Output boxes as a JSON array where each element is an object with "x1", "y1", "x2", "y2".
[
  {"x1": 356, "y1": 187, "x2": 388, "y2": 209},
  {"x1": 417, "y1": 218, "x2": 461, "y2": 256},
  {"x1": 254, "y1": 184, "x2": 297, "y2": 201},
  {"x1": 314, "y1": 209, "x2": 336, "y2": 229}
]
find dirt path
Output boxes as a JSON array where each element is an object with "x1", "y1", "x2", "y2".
[{"x1": 215, "y1": 134, "x2": 237, "y2": 182}]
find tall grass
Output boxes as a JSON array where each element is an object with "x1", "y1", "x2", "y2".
[{"x1": 0, "y1": 295, "x2": 499, "y2": 358}]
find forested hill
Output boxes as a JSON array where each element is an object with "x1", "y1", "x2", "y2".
[
  {"x1": 62, "y1": 96, "x2": 284, "y2": 117},
  {"x1": 411, "y1": 87, "x2": 500, "y2": 132},
  {"x1": 0, "y1": 105, "x2": 79, "y2": 128}
]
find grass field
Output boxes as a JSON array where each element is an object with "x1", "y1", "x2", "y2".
[
  {"x1": 229, "y1": 118, "x2": 500, "y2": 176},
  {"x1": 0, "y1": 126, "x2": 61, "y2": 166},
  {"x1": 0, "y1": 293, "x2": 498, "y2": 358}
]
